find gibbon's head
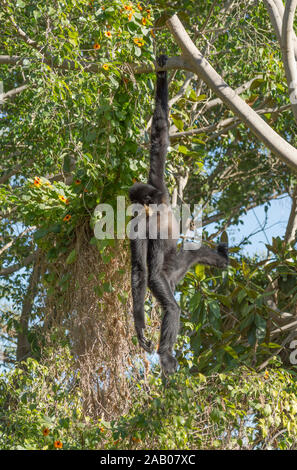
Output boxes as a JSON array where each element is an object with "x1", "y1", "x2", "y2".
[{"x1": 129, "y1": 183, "x2": 163, "y2": 206}]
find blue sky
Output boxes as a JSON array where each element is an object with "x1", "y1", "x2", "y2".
[{"x1": 225, "y1": 195, "x2": 291, "y2": 257}]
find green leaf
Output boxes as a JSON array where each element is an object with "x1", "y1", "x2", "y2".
[
  {"x1": 208, "y1": 300, "x2": 220, "y2": 319},
  {"x1": 34, "y1": 228, "x2": 49, "y2": 240},
  {"x1": 195, "y1": 264, "x2": 205, "y2": 280},
  {"x1": 178, "y1": 145, "x2": 188, "y2": 154},
  {"x1": 237, "y1": 289, "x2": 246, "y2": 304},
  {"x1": 171, "y1": 117, "x2": 184, "y2": 131},
  {"x1": 63, "y1": 155, "x2": 71, "y2": 173},
  {"x1": 66, "y1": 249, "x2": 77, "y2": 264},
  {"x1": 255, "y1": 314, "x2": 266, "y2": 341},
  {"x1": 48, "y1": 223, "x2": 61, "y2": 234},
  {"x1": 223, "y1": 345, "x2": 239, "y2": 360},
  {"x1": 134, "y1": 46, "x2": 142, "y2": 57}
]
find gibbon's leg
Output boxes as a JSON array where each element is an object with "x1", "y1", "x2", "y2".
[
  {"x1": 147, "y1": 241, "x2": 181, "y2": 375},
  {"x1": 173, "y1": 243, "x2": 228, "y2": 286},
  {"x1": 130, "y1": 238, "x2": 154, "y2": 353}
]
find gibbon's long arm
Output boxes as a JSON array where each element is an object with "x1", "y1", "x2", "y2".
[{"x1": 148, "y1": 55, "x2": 169, "y2": 196}]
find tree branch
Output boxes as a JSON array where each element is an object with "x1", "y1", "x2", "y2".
[
  {"x1": 0, "y1": 252, "x2": 37, "y2": 276},
  {"x1": 284, "y1": 184, "x2": 297, "y2": 243},
  {"x1": 0, "y1": 83, "x2": 28, "y2": 102},
  {"x1": 204, "y1": 75, "x2": 264, "y2": 111},
  {"x1": 202, "y1": 192, "x2": 283, "y2": 227},
  {"x1": 0, "y1": 227, "x2": 36, "y2": 257},
  {"x1": 0, "y1": 55, "x2": 22, "y2": 65},
  {"x1": 170, "y1": 104, "x2": 291, "y2": 141},
  {"x1": 0, "y1": 53, "x2": 192, "y2": 75},
  {"x1": 281, "y1": 0, "x2": 297, "y2": 125},
  {"x1": 263, "y1": 0, "x2": 284, "y2": 44},
  {"x1": 274, "y1": 0, "x2": 297, "y2": 58},
  {"x1": 0, "y1": 158, "x2": 34, "y2": 185},
  {"x1": 2, "y1": 0, "x2": 40, "y2": 51},
  {"x1": 166, "y1": 14, "x2": 297, "y2": 171}
]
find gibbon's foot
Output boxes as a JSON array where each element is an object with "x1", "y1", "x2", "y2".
[
  {"x1": 159, "y1": 351, "x2": 178, "y2": 376},
  {"x1": 157, "y1": 54, "x2": 168, "y2": 72},
  {"x1": 136, "y1": 328, "x2": 154, "y2": 354},
  {"x1": 217, "y1": 242, "x2": 229, "y2": 267}
]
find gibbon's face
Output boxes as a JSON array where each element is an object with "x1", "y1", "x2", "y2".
[{"x1": 129, "y1": 183, "x2": 163, "y2": 206}]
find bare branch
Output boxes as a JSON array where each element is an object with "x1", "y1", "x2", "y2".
[
  {"x1": 204, "y1": 75, "x2": 264, "y2": 111},
  {"x1": 0, "y1": 252, "x2": 37, "y2": 276},
  {"x1": 169, "y1": 72, "x2": 194, "y2": 107},
  {"x1": 170, "y1": 104, "x2": 291, "y2": 141},
  {"x1": 0, "y1": 166, "x2": 22, "y2": 185},
  {"x1": 1, "y1": 83, "x2": 28, "y2": 101},
  {"x1": 0, "y1": 227, "x2": 36, "y2": 257},
  {"x1": 0, "y1": 55, "x2": 22, "y2": 65},
  {"x1": 203, "y1": 192, "x2": 283, "y2": 227},
  {"x1": 2, "y1": 0, "x2": 39, "y2": 50},
  {"x1": 0, "y1": 158, "x2": 34, "y2": 185},
  {"x1": 271, "y1": 319, "x2": 297, "y2": 336},
  {"x1": 284, "y1": 184, "x2": 297, "y2": 243}
]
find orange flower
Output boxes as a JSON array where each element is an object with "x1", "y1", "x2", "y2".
[
  {"x1": 75, "y1": 179, "x2": 81, "y2": 185},
  {"x1": 133, "y1": 37, "x2": 144, "y2": 47},
  {"x1": 146, "y1": 9, "x2": 151, "y2": 18},
  {"x1": 63, "y1": 214, "x2": 71, "y2": 222},
  {"x1": 132, "y1": 436, "x2": 141, "y2": 443},
  {"x1": 102, "y1": 63, "x2": 109, "y2": 71},
  {"x1": 34, "y1": 176, "x2": 42, "y2": 187},
  {"x1": 58, "y1": 194, "x2": 68, "y2": 204},
  {"x1": 54, "y1": 440, "x2": 63, "y2": 449},
  {"x1": 150, "y1": 29, "x2": 155, "y2": 38},
  {"x1": 128, "y1": 12, "x2": 134, "y2": 21},
  {"x1": 99, "y1": 427, "x2": 105, "y2": 433},
  {"x1": 104, "y1": 31, "x2": 112, "y2": 39},
  {"x1": 93, "y1": 43, "x2": 101, "y2": 50},
  {"x1": 137, "y1": 3, "x2": 143, "y2": 10},
  {"x1": 141, "y1": 17, "x2": 147, "y2": 25},
  {"x1": 124, "y1": 4, "x2": 133, "y2": 10},
  {"x1": 42, "y1": 428, "x2": 50, "y2": 436}
]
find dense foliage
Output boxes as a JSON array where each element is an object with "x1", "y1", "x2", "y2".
[
  {"x1": 1, "y1": 0, "x2": 297, "y2": 450},
  {"x1": 2, "y1": 350, "x2": 297, "y2": 450}
]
